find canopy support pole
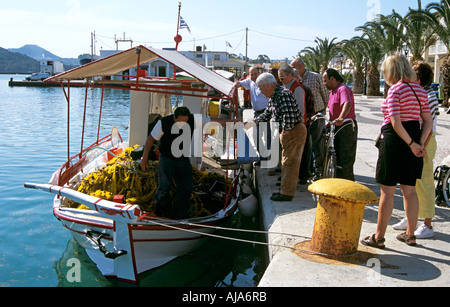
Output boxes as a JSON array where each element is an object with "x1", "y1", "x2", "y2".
[
  {"x1": 80, "y1": 84, "x2": 89, "y2": 159},
  {"x1": 97, "y1": 85, "x2": 105, "y2": 143},
  {"x1": 61, "y1": 82, "x2": 71, "y2": 163}
]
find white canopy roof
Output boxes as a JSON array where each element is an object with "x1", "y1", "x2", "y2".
[{"x1": 48, "y1": 46, "x2": 234, "y2": 97}]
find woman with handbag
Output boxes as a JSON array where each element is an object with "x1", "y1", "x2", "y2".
[{"x1": 361, "y1": 53, "x2": 433, "y2": 249}]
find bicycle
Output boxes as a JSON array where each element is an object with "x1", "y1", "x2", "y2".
[
  {"x1": 310, "y1": 113, "x2": 356, "y2": 179},
  {"x1": 435, "y1": 155, "x2": 450, "y2": 208}
]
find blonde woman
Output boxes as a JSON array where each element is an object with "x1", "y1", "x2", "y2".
[{"x1": 361, "y1": 53, "x2": 433, "y2": 248}]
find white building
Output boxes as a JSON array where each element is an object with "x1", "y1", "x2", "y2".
[
  {"x1": 40, "y1": 60, "x2": 64, "y2": 75},
  {"x1": 427, "y1": 40, "x2": 449, "y2": 84}
]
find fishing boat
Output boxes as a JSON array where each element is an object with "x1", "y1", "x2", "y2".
[{"x1": 23, "y1": 45, "x2": 257, "y2": 284}]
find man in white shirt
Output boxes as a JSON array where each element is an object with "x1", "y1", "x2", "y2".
[
  {"x1": 231, "y1": 66, "x2": 271, "y2": 158},
  {"x1": 231, "y1": 66, "x2": 270, "y2": 115}
]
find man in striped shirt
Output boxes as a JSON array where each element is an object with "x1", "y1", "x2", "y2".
[{"x1": 255, "y1": 73, "x2": 307, "y2": 202}]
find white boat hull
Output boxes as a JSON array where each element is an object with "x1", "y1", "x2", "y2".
[{"x1": 51, "y1": 184, "x2": 239, "y2": 283}]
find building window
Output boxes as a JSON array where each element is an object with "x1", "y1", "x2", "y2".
[
  {"x1": 196, "y1": 54, "x2": 203, "y2": 59},
  {"x1": 214, "y1": 54, "x2": 220, "y2": 61}
]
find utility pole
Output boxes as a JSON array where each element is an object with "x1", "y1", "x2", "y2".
[{"x1": 115, "y1": 32, "x2": 133, "y2": 50}]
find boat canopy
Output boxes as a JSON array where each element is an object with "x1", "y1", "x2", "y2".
[{"x1": 46, "y1": 46, "x2": 234, "y2": 97}]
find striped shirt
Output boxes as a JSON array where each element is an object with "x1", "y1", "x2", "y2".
[
  {"x1": 427, "y1": 88, "x2": 440, "y2": 132},
  {"x1": 381, "y1": 81, "x2": 430, "y2": 126},
  {"x1": 255, "y1": 85, "x2": 302, "y2": 131}
]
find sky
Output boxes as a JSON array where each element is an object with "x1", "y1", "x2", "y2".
[{"x1": 0, "y1": 0, "x2": 438, "y2": 60}]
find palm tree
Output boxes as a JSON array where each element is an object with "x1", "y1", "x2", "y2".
[
  {"x1": 298, "y1": 47, "x2": 322, "y2": 73},
  {"x1": 421, "y1": 0, "x2": 450, "y2": 51},
  {"x1": 314, "y1": 37, "x2": 340, "y2": 72},
  {"x1": 375, "y1": 12, "x2": 405, "y2": 55},
  {"x1": 341, "y1": 37, "x2": 365, "y2": 94},
  {"x1": 403, "y1": 0, "x2": 437, "y2": 62},
  {"x1": 370, "y1": 12, "x2": 407, "y2": 96},
  {"x1": 299, "y1": 37, "x2": 340, "y2": 73},
  {"x1": 419, "y1": 0, "x2": 450, "y2": 106},
  {"x1": 355, "y1": 23, "x2": 387, "y2": 96}
]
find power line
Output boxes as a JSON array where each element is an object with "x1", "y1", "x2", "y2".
[
  {"x1": 248, "y1": 29, "x2": 316, "y2": 43},
  {"x1": 93, "y1": 28, "x2": 316, "y2": 48}
]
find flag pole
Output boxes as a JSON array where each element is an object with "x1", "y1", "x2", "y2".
[
  {"x1": 174, "y1": 2, "x2": 182, "y2": 51},
  {"x1": 173, "y1": 2, "x2": 183, "y2": 79}
]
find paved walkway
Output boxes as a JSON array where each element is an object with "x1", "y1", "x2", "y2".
[{"x1": 257, "y1": 95, "x2": 450, "y2": 287}]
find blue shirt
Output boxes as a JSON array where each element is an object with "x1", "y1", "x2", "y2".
[{"x1": 240, "y1": 78, "x2": 270, "y2": 112}]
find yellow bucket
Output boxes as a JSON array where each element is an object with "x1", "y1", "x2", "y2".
[{"x1": 208, "y1": 100, "x2": 220, "y2": 118}]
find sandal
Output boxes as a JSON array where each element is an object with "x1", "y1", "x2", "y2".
[
  {"x1": 361, "y1": 234, "x2": 386, "y2": 249},
  {"x1": 396, "y1": 232, "x2": 417, "y2": 247}
]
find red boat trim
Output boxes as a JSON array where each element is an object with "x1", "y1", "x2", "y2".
[
  {"x1": 132, "y1": 235, "x2": 204, "y2": 243},
  {"x1": 94, "y1": 199, "x2": 101, "y2": 212},
  {"x1": 62, "y1": 224, "x2": 113, "y2": 241},
  {"x1": 130, "y1": 219, "x2": 223, "y2": 231},
  {"x1": 54, "y1": 208, "x2": 114, "y2": 230}
]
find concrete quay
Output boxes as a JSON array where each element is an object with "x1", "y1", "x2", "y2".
[{"x1": 256, "y1": 95, "x2": 450, "y2": 287}]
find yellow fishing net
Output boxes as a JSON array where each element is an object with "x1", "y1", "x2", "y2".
[{"x1": 67, "y1": 145, "x2": 231, "y2": 218}]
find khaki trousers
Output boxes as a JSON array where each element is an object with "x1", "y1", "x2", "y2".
[
  {"x1": 280, "y1": 123, "x2": 307, "y2": 196},
  {"x1": 416, "y1": 133, "x2": 437, "y2": 219}
]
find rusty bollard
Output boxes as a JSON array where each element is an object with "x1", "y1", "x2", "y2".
[{"x1": 308, "y1": 179, "x2": 379, "y2": 257}]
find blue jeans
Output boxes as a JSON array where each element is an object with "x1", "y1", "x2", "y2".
[{"x1": 154, "y1": 154, "x2": 193, "y2": 217}]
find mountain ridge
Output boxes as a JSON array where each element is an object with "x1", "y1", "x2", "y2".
[{"x1": 2, "y1": 44, "x2": 79, "y2": 73}]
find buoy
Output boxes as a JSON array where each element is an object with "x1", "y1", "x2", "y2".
[
  {"x1": 238, "y1": 194, "x2": 258, "y2": 217},
  {"x1": 242, "y1": 184, "x2": 253, "y2": 196},
  {"x1": 242, "y1": 169, "x2": 251, "y2": 187}
]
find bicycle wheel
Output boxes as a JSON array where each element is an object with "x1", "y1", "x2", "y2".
[
  {"x1": 322, "y1": 151, "x2": 337, "y2": 178},
  {"x1": 444, "y1": 168, "x2": 450, "y2": 208}
]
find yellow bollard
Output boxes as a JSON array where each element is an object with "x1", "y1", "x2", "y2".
[{"x1": 308, "y1": 179, "x2": 378, "y2": 257}]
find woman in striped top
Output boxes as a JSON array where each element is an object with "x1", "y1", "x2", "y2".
[
  {"x1": 361, "y1": 53, "x2": 433, "y2": 249},
  {"x1": 394, "y1": 62, "x2": 440, "y2": 239}
]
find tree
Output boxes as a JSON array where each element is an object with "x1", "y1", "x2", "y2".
[
  {"x1": 298, "y1": 46, "x2": 321, "y2": 73},
  {"x1": 355, "y1": 23, "x2": 386, "y2": 96},
  {"x1": 414, "y1": 0, "x2": 450, "y2": 106},
  {"x1": 299, "y1": 37, "x2": 340, "y2": 73},
  {"x1": 341, "y1": 37, "x2": 365, "y2": 94},
  {"x1": 403, "y1": 0, "x2": 437, "y2": 62},
  {"x1": 421, "y1": 0, "x2": 450, "y2": 51},
  {"x1": 254, "y1": 54, "x2": 271, "y2": 64}
]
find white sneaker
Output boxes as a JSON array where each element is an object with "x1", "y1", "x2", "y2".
[
  {"x1": 393, "y1": 218, "x2": 408, "y2": 230},
  {"x1": 415, "y1": 224, "x2": 434, "y2": 239}
]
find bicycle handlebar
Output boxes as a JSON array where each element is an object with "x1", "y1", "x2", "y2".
[{"x1": 311, "y1": 113, "x2": 355, "y2": 128}]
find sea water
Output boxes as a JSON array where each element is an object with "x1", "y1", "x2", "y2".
[{"x1": 0, "y1": 75, "x2": 266, "y2": 287}]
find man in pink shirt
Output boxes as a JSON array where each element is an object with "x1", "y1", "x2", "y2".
[{"x1": 322, "y1": 68, "x2": 358, "y2": 181}]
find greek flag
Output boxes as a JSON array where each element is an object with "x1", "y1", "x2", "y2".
[
  {"x1": 226, "y1": 41, "x2": 233, "y2": 48},
  {"x1": 179, "y1": 16, "x2": 191, "y2": 34}
]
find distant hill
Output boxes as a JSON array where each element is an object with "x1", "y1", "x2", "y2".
[
  {"x1": 8, "y1": 44, "x2": 61, "y2": 61},
  {"x1": 0, "y1": 47, "x2": 39, "y2": 74},
  {"x1": 8, "y1": 44, "x2": 79, "y2": 68}
]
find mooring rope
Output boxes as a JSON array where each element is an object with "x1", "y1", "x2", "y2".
[{"x1": 141, "y1": 217, "x2": 358, "y2": 258}]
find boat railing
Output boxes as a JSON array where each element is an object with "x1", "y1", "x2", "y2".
[{"x1": 57, "y1": 133, "x2": 122, "y2": 187}]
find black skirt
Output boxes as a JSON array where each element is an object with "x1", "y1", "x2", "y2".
[{"x1": 376, "y1": 121, "x2": 423, "y2": 186}]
